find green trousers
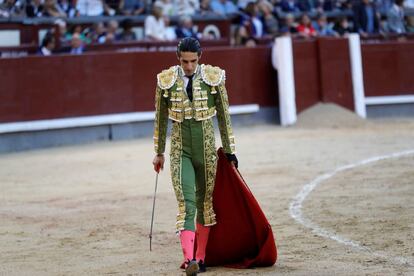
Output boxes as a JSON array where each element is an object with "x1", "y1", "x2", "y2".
[{"x1": 170, "y1": 118, "x2": 218, "y2": 232}]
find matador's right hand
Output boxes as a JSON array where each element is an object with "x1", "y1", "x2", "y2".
[{"x1": 152, "y1": 154, "x2": 165, "y2": 173}]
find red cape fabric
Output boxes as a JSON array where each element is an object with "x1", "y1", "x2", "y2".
[{"x1": 204, "y1": 148, "x2": 277, "y2": 268}]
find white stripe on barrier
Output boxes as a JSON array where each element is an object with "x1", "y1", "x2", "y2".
[
  {"x1": 228, "y1": 104, "x2": 260, "y2": 114},
  {"x1": 365, "y1": 95, "x2": 414, "y2": 105},
  {"x1": 0, "y1": 104, "x2": 259, "y2": 134},
  {"x1": 273, "y1": 36, "x2": 297, "y2": 126},
  {"x1": 289, "y1": 149, "x2": 414, "y2": 267},
  {"x1": 348, "y1": 33, "x2": 367, "y2": 118}
]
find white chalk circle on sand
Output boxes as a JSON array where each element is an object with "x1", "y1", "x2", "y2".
[{"x1": 289, "y1": 149, "x2": 414, "y2": 267}]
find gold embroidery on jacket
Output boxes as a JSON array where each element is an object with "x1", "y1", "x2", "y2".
[
  {"x1": 157, "y1": 66, "x2": 178, "y2": 90},
  {"x1": 153, "y1": 87, "x2": 168, "y2": 154},
  {"x1": 170, "y1": 122, "x2": 186, "y2": 231},
  {"x1": 200, "y1": 64, "x2": 225, "y2": 86},
  {"x1": 202, "y1": 119, "x2": 217, "y2": 226}
]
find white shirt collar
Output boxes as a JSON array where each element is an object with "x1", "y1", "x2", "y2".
[{"x1": 180, "y1": 64, "x2": 199, "y2": 78}]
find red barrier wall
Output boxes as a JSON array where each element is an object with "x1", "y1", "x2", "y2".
[
  {"x1": 2, "y1": 39, "x2": 413, "y2": 125},
  {"x1": 362, "y1": 41, "x2": 414, "y2": 97},
  {"x1": 0, "y1": 46, "x2": 278, "y2": 123},
  {"x1": 317, "y1": 38, "x2": 354, "y2": 111},
  {"x1": 292, "y1": 40, "x2": 321, "y2": 113},
  {"x1": 292, "y1": 38, "x2": 354, "y2": 113}
]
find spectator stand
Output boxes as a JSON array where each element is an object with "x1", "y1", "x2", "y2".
[{"x1": 0, "y1": 14, "x2": 233, "y2": 56}]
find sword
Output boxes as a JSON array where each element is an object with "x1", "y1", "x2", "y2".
[{"x1": 149, "y1": 170, "x2": 159, "y2": 251}]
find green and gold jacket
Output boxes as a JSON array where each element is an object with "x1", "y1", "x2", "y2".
[{"x1": 153, "y1": 64, "x2": 236, "y2": 155}]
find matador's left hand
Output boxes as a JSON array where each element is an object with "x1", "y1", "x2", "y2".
[{"x1": 226, "y1": 153, "x2": 238, "y2": 169}]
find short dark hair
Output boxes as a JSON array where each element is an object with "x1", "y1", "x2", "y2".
[
  {"x1": 177, "y1": 37, "x2": 202, "y2": 57},
  {"x1": 120, "y1": 18, "x2": 133, "y2": 30}
]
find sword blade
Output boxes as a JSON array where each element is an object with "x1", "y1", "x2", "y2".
[{"x1": 149, "y1": 172, "x2": 159, "y2": 251}]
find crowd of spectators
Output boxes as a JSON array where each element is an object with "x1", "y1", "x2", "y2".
[{"x1": 1, "y1": 0, "x2": 414, "y2": 54}]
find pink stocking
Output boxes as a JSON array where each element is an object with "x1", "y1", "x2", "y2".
[
  {"x1": 196, "y1": 223, "x2": 210, "y2": 262},
  {"x1": 180, "y1": 230, "x2": 195, "y2": 264}
]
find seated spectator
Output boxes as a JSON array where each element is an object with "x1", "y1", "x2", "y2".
[
  {"x1": 259, "y1": 0, "x2": 279, "y2": 36},
  {"x1": 57, "y1": 0, "x2": 75, "y2": 17},
  {"x1": 210, "y1": 0, "x2": 238, "y2": 15},
  {"x1": 85, "y1": 22, "x2": 107, "y2": 43},
  {"x1": 387, "y1": 0, "x2": 406, "y2": 34},
  {"x1": 38, "y1": 32, "x2": 55, "y2": 56},
  {"x1": 70, "y1": 32, "x2": 84, "y2": 54},
  {"x1": 242, "y1": 2, "x2": 264, "y2": 37},
  {"x1": 43, "y1": 0, "x2": 67, "y2": 17},
  {"x1": 199, "y1": 0, "x2": 215, "y2": 15},
  {"x1": 333, "y1": 16, "x2": 353, "y2": 36},
  {"x1": 118, "y1": 18, "x2": 137, "y2": 41},
  {"x1": 174, "y1": 0, "x2": 199, "y2": 16},
  {"x1": 279, "y1": 12, "x2": 298, "y2": 35},
  {"x1": 280, "y1": 0, "x2": 300, "y2": 12},
  {"x1": 54, "y1": 18, "x2": 70, "y2": 45},
  {"x1": 0, "y1": 0, "x2": 24, "y2": 17},
  {"x1": 25, "y1": 0, "x2": 44, "y2": 17},
  {"x1": 103, "y1": 20, "x2": 119, "y2": 43},
  {"x1": 144, "y1": 3, "x2": 168, "y2": 40},
  {"x1": 120, "y1": 0, "x2": 144, "y2": 15},
  {"x1": 75, "y1": 0, "x2": 104, "y2": 16},
  {"x1": 66, "y1": 24, "x2": 87, "y2": 41},
  {"x1": 313, "y1": 13, "x2": 338, "y2": 36},
  {"x1": 297, "y1": 13, "x2": 317, "y2": 37},
  {"x1": 155, "y1": 0, "x2": 175, "y2": 16},
  {"x1": 234, "y1": 25, "x2": 257, "y2": 47},
  {"x1": 175, "y1": 15, "x2": 199, "y2": 38},
  {"x1": 352, "y1": 0, "x2": 380, "y2": 36}
]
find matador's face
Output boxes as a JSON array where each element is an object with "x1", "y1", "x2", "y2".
[{"x1": 178, "y1": 51, "x2": 200, "y2": 76}]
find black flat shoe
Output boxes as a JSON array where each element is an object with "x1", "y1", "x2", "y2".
[
  {"x1": 198, "y1": 260, "x2": 206, "y2": 273},
  {"x1": 185, "y1": 259, "x2": 199, "y2": 276}
]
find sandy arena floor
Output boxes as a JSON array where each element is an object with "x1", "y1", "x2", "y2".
[{"x1": 1, "y1": 106, "x2": 414, "y2": 275}]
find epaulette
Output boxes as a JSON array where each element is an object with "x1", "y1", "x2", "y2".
[
  {"x1": 157, "y1": 66, "x2": 178, "y2": 90},
  {"x1": 200, "y1": 64, "x2": 225, "y2": 86}
]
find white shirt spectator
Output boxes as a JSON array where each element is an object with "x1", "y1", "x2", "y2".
[
  {"x1": 145, "y1": 14, "x2": 167, "y2": 40},
  {"x1": 174, "y1": 0, "x2": 199, "y2": 15},
  {"x1": 154, "y1": 0, "x2": 175, "y2": 16},
  {"x1": 387, "y1": 3, "x2": 406, "y2": 34},
  {"x1": 251, "y1": 17, "x2": 263, "y2": 36},
  {"x1": 76, "y1": 0, "x2": 104, "y2": 16}
]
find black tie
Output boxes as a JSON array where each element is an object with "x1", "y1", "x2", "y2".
[{"x1": 186, "y1": 75, "x2": 193, "y2": 102}]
